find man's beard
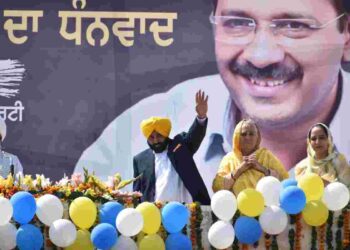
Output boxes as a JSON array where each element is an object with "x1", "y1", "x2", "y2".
[{"x1": 148, "y1": 138, "x2": 169, "y2": 153}]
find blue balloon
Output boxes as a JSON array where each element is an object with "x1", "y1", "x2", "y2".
[
  {"x1": 99, "y1": 201, "x2": 123, "y2": 228},
  {"x1": 16, "y1": 224, "x2": 43, "y2": 250},
  {"x1": 281, "y1": 179, "x2": 298, "y2": 189},
  {"x1": 91, "y1": 223, "x2": 118, "y2": 250},
  {"x1": 234, "y1": 216, "x2": 262, "y2": 244},
  {"x1": 10, "y1": 191, "x2": 37, "y2": 224},
  {"x1": 280, "y1": 186, "x2": 306, "y2": 214},
  {"x1": 162, "y1": 202, "x2": 190, "y2": 233},
  {"x1": 166, "y1": 233, "x2": 192, "y2": 250}
]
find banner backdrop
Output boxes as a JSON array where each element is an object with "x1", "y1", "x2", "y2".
[
  {"x1": 1, "y1": 0, "x2": 350, "y2": 191},
  {"x1": 0, "y1": 0, "x2": 216, "y2": 180}
]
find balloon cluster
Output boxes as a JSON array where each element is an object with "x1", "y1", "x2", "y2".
[
  {"x1": 0, "y1": 194, "x2": 193, "y2": 250},
  {"x1": 113, "y1": 201, "x2": 192, "y2": 250},
  {"x1": 208, "y1": 174, "x2": 350, "y2": 249},
  {"x1": 0, "y1": 193, "x2": 62, "y2": 250}
]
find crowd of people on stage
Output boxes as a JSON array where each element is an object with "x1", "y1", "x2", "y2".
[
  {"x1": 132, "y1": 90, "x2": 350, "y2": 204},
  {"x1": 1, "y1": 90, "x2": 350, "y2": 205}
]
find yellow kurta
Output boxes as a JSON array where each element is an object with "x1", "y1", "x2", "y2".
[
  {"x1": 212, "y1": 120, "x2": 289, "y2": 195},
  {"x1": 212, "y1": 148, "x2": 288, "y2": 195},
  {"x1": 294, "y1": 123, "x2": 350, "y2": 188}
]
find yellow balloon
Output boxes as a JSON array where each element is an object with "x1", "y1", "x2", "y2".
[
  {"x1": 139, "y1": 234, "x2": 165, "y2": 250},
  {"x1": 65, "y1": 229, "x2": 94, "y2": 250},
  {"x1": 298, "y1": 173, "x2": 324, "y2": 202},
  {"x1": 136, "y1": 202, "x2": 161, "y2": 234},
  {"x1": 237, "y1": 188, "x2": 265, "y2": 217},
  {"x1": 69, "y1": 197, "x2": 97, "y2": 229},
  {"x1": 302, "y1": 200, "x2": 329, "y2": 226}
]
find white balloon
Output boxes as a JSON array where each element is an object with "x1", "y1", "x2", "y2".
[
  {"x1": 208, "y1": 220, "x2": 235, "y2": 249},
  {"x1": 256, "y1": 176, "x2": 282, "y2": 206},
  {"x1": 211, "y1": 190, "x2": 237, "y2": 221},
  {"x1": 36, "y1": 194, "x2": 64, "y2": 226},
  {"x1": 0, "y1": 223, "x2": 17, "y2": 250},
  {"x1": 323, "y1": 182, "x2": 350, "y2": 211},
  {"x1": 49, "y1": 219, "x2": 77, "y2": 247},
  {"x1": 110, "y1": 235, "x2": 138, "y2": 250},
  {"x1": 0, "y1": 197, "x2": 13, "y2": 226},
  {"x1": 116, "y1": 208, "x2": 144, "y2": 237},
  {"x1": 259, "y1": 206, "x2": 288, "y2": 235}
]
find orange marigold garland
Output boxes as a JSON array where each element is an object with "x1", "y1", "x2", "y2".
[
  {"x1": 242, "y1": 243, "x2": 249, "y2": 250},
  {"x1": 263, "y1": 233, "x2": 278, "y2": 250},
  {"x1": 195, "y1": 203, "x2": 204, "y2": 249},
  {"x1": 189, "y1": 202, "x2": 198, "y2": 249},
  {"x1": 295, "y1": 213, "x2": 302, "y2": 250},
  {"x1": 123, "y1": 196, "x2": 134, "y2": 208},
  {"x1": 42, "y1": 225, "x2": 58, "y2": 250},
  {"x1": 343, "y1": 206, "x2": 350, "y2": 248},
  {"x1": 264, "y1": 233, "x2": 271, "y2": 249},
  {"x1": 318, "y1": 223, "x2": 326, "y2": 250},
  {"x1": 187, "y1": 202, "x2": 203, "y2": 250},
  {"x1": 154, "y1": 201, "x2": 168, "y2": 240}
]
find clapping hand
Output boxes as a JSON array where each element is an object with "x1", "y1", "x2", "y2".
[
  {"x1": 240, "y1": 157, "x2": 253, "y2": 172},
  {"x1": 245, "y1": 154, "x2": 263, "y2": 172},
  {"x1": 246, "y1": 154, "x2": 258, "y2": 166}
]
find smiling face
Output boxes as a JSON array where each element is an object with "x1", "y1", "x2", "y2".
[
  {"x1": 309, "y1": 125, "x2": 329, "y2": 158},
  {"x1": 214, "y1": 0, "x2": 349, "y2": 127}
]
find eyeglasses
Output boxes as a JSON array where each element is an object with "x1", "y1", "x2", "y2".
[{"x1": 209, "y1": 13, "x2": 346, "y2": 45}]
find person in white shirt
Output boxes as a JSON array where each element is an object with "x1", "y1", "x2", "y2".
[
  {"x1": 0, "y1": 118, "x2": 23, "y2": 178},
  {"x1": 132, "y1": 91, "x2": 210, "y2": 204}
]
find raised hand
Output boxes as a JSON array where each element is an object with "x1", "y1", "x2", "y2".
[{"x1": 195, "y1": 90, "x2": 208, "y2": 119}]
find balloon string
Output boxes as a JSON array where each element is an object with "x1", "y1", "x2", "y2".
[
  {"x1": 242, "y1": 243, "x2": 249, "y2": 250},
  {"x1": 264, "y1": 233, "x2": 271, "y2": 249}
]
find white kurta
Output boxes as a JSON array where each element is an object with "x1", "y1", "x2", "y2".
[{"x1": 154, "y1": 150, "x2": 192, "y2": 203}]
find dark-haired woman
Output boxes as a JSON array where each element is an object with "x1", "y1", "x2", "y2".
[{"x1": 295, "y1": 123, "x2": 350, "y2": 187}]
